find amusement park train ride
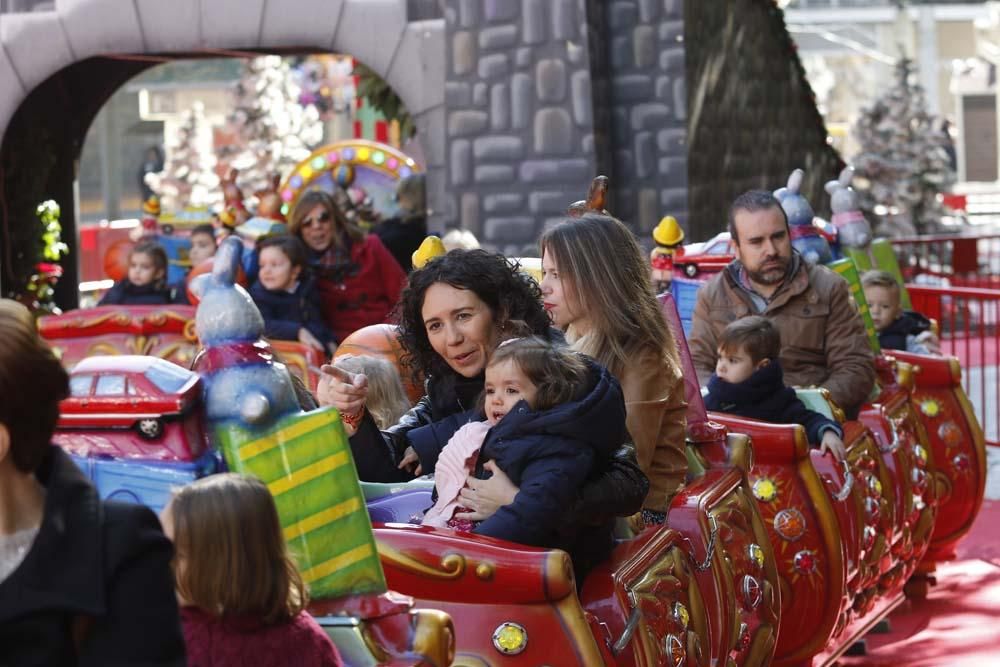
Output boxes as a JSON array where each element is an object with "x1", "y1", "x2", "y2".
[{"x1": 42, "y1": 168, "x2": 987, "y2": 667}]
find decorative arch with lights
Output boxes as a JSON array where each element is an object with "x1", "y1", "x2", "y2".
[{"x1": 279, "y1": 139, "x2": 423, "y2": 219}]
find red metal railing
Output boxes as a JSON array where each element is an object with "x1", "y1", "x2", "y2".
[
  {"x1": 908, "y1": 284, "x2": 1000, "y2": 447},
  {"x1": 891, "y1": 234, "x2": 1000, "y2": 289}
]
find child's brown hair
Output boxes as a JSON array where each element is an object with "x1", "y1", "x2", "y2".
[
  {"x1": 718, "y1": 315, "x2": 781, "y2": 365},
  {"x1": 167, "y1": 473, "x2": 307, "y2": 624},
  {"x1": 131, "y1": 240, "x2": 169, "y2": 288},
  {"x1": 257, "y1": 234, "x2": 308, "y2": 270},
  {"x1": 487, "y1": 332, "x2": 589, "y2": 412}
]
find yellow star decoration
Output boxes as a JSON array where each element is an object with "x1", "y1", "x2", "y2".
[{"x1": 753, "y1": 478, "x2": 778, "y2": 502}]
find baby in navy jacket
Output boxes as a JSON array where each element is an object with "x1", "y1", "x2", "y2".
[{"x1": 704, "y1": 316, "x2": 846, "y2": 460}]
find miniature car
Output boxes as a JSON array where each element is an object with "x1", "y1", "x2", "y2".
[
  {"x1": 59, "y1": 355, "x2": 202, "y2": 441},
  {"x1": 673, "y1": 232, "x2": 734, "y2": 278}
]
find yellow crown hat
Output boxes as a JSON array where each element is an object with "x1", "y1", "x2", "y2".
[
  {"x1": 142, "y1": 195, "x2": 161, "y2": 217},
  {"x1": 411, "y1": 235, "x2": 447, "y2": 270},
  {"x1": 653, "y1": 215, "x2": 684, "y2": 247},
  {"x1": 217, "y1": 207, "x2": 238, "y2": 230}
]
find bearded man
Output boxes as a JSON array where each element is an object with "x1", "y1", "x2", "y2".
[{"x1": 689, "y1": 190, "x2": 875, "y2": 418}]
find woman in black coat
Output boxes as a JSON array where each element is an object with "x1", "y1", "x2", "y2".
[
  {"x1": 316, "y1": 249, "x2": 648, "y2": 526},
  {"x1": 0, "y1": 299, "x2": 185, "y2": 666}
]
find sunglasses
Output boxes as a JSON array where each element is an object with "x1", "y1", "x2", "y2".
[{"x1": 301, "y1": 211, "x2": 333, "y2": 228}]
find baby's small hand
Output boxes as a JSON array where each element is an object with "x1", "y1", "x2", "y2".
[
  {"x1": 398, "y1": 446, "x2": 422, "y2": 476},
  {"x1": 915, "y1": 330, "x2": 941, "y2": 355},
  {"x1": 820, "y1": 431, "x2": 846, "y2": 461}
]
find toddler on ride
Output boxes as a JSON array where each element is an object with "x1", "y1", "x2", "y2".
[
  {"x1": 99, "y1": 239, "x2": 188, "y2": 306},
  {"x1": 417, "y1": 334, "x2": 626, "y2": 571},
  {"x1": 705, "y1": 316, "x2": 846, "y2": 460},
  {"x1": 162, "y1": 473, "x2": 343, "y2": 667}
]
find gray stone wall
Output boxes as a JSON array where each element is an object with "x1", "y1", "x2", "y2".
[
  {"x1": 603, "y1": 0, "x2": 688, "y2": 240},
  {"x1": 443, "y1": 0, "x2": 599, "y2": 256},
  {"x1": 442, "y1": 0, "x2": 688, "y2": 252}
]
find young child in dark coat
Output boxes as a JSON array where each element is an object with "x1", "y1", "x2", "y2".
[
  {"x1": 249, "y1": 235, "x2": 337, "y2": 356},
  {"x1": 409, "y1": 335, "x2": 627, "y2": 577},
  {"x1": 705, "y1": 316, "x2": 846, "y2": 460},
  {"x1": 861, "y1": 270, "x2": 940, "y2": 355},
  {"x1": 99, "y1": 240, "x2": 187, "y2": 305}
]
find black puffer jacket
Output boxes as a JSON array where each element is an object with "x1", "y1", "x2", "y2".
[
  {"x1": 349, "y1": 367, "x2": 649, "y2": 523},
  {"x1": 407, "y1": 359, "x2": 626, "y2": 575},
  {"x1": 704, "y1": 361, "x2": 843, "y2": 445},
  {"x1": 878, "y1": 310, "x2": 932, "y2": 352}
]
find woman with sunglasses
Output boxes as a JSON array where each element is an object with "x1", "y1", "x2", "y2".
[{"x1": 289, "y1": 190, "x2": 407, "y2": 343}]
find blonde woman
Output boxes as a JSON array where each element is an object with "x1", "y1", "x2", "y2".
[{"x1": 538, "y1": 213, "x2": 687, "y2": 523}]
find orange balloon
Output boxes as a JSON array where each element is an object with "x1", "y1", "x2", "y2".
[
  {"x1": 103, "y1": 239, "x2": 134, "y2": 281},
  {"x1": 334, "y1": 323, "x2": 423, "y2": 404},
  {"x1": 185, "y1": 257, "x2": 248, "y2": 305}
]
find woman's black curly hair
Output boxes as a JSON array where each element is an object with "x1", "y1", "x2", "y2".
[{"x1": 396, "y1": 249, "x2": 551, "y2": 382}]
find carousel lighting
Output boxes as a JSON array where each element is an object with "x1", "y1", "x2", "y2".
[
  {"x1": 752, "y1": 478, "x2": 777, "y2": 502},
  {"x1": 673, "y1": 602, "x2": 690, "y2": 629},
  {"x1": 774, "y1": 508, "x2": 807, "y2": 542},
  {"x1": 492, "y1": 622, "x2": 528, "y2": 655}
]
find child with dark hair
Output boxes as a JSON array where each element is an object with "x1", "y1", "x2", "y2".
[
  {"x1": 188, "y1": 223, "x2": 218, "y2": 268},
  {"x1": 412, "y1": 333, "x2": 627, "y2": 573},
  {"x1": 704, "y1": 316, "x2": 846, "y2": 460},
  {"x1": 99, "y1": 239, "x2": 187, "y2": 305},
  {"x1": 250, "y1": 234, "x2": 337, "y2": 356},
  {"x1": 862, "y1": 270, "x2": 939, "y2": 355}
]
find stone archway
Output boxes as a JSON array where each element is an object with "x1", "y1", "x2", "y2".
[{"x1": 0, "y1": 0, "x2": 445, "y2": 302}]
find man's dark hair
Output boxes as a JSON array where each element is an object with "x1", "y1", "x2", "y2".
[
  {"x1": 718, "y1": 315, "x2": 781, "y2": 365},
  {"x1": 728, "y1": 190, "x2": 788, "y2": 242}
]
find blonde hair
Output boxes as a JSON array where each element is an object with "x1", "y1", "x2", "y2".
[
  {"x1": 441, "y1": 228, "x2": 480, "y2": 251},
  {"x1": 167, "y1": 474, "x2": 307, "y2": 624},
  {"x1": 540, "y1": 213, "x2": 681, "y2": 378},
  {"x1": 861, "y1": 269, "x2": 901, "y2": 294},
  {"x1": 332, "y1": 354, "x2": 411, "y2": 429}
]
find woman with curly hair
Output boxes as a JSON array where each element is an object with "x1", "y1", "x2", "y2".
[
  {"x1": 317, "y1": 250, "x2": 647, "y2": 557},
  {"x1": 289, "y1": 189, "x2": 406, "y2": 342}
]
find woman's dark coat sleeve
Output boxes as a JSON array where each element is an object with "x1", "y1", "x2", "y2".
[{"x1": 78, "y1": 502, "x2": 185, "y2": 666}]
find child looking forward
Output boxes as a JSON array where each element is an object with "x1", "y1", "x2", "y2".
[
  {"x1": 861, "y1": 270, "x2": 939, "y2": 355},
  {"x1": 99, "y1": 240, "x2": 186, "y2": 305},
  {"x1": 704, "y1": 316, "x2": 846, "y2": 460}
]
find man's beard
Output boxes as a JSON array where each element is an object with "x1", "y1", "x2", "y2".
[{"x1": 746, "y1": 256, "x2": 789, "y2": 286}]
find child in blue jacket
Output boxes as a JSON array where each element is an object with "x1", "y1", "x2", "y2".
[
  {"x1": 249, "y1": 235, "x2": 337, "y2": 356},
  {"x1": 409, "y1": 335, "x2": 627, "y2": 577},
  {"x1": 705, "y1": 316, "x2": 846, "y2": 460}
]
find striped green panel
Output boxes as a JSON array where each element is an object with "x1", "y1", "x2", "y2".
[
  {"x1": 828, "y1": 258, "x2": 881, "y2": 353},
  {"x1": 215, "y1": 407, "x2": 387, "y2": 599},
  {"x1": 844, "y1": 240, "x2": 912, "y2": 309}
]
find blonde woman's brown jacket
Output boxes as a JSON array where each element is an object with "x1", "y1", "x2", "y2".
[
  {"x1": 619, "y1": 346, "x2": 688, "y2": 513},
  {"x1": 689, "y1": 259, "x2": 876, "y2": 417}
]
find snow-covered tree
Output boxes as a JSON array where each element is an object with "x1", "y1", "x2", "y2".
[
  {"x1": 145, "y1": 102, "x2": 220, "y2": 212},
  {"x1": 218, "y1": 56, "x2": 323, "y2": 194},
  {"x1": 852, "y1": 57, "x2": 956, "y2": 236}
]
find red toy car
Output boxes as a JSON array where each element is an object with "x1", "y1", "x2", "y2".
[
  {"x1": 59, "y1": 356, "x2": 203, "y2": 444},
  {"x1": 673, "y1": 232, "x2": 734, "y2": 278}
]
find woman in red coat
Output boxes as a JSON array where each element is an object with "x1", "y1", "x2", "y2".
[{"x1": 289, "y1": 190, "x2": 406, "y2": 343}]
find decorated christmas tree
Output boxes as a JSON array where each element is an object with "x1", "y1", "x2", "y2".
[
  {"x1": 852, "y1": 57, "x2": 956, "y2": 236},
  {"x1": 145, "y1": 102, "x2": 221, "y2": 212},
  {"x1": 218, "y1": 56, "x2": 322, "y2": 194}
]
